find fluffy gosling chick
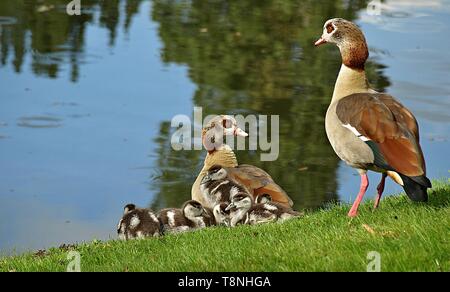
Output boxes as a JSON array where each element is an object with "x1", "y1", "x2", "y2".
[
  {"x1": 117, "y1": 204, "x2": 162, "y2": 240},
  {"x1": 158, "y1": 200, "x2": 214, "y2": 234},
  {"x1": 200, "y1": 165, "x2": 251, "y2": 207},
  {"x1": 255, "y1": 194, "x2": 272, "y2": 204},
  {"x1": 226, "y1": 194, "x2": 301, "y2": 226},
  {"x1": 213, "y1": 203, "x2": 231, "y2": 226}
]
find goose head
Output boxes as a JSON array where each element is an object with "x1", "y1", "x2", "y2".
[
  {"x1": 213, "y1": 203, "x2": 231, "y2": 226},
  {"x1": 182, "y1": 200, "x2": 208, "y2": 220},
  {"x1": 315, "y1": 18, "x2": 369, "y2": 69},
  {"x1": 201, "y1": 165, "x2": 228, "y2": 185},
  {"x1": 226, "y1": 193, "x2": 253, "y2": 212},
  {"x1": 202, "y1": 115, "x2": 248, "y2": 152},
  {"x1": 255, "y1": 194, "x2": 272, "y2": 204},
  {"x1": 123, "y1": 203, "x2": 136, "y2": 214}
]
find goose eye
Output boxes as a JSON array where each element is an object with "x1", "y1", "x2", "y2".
[
  {"x1": 222, "y1": 119, "x2": 232, "y2": 129},
  {"x1": 209, "y1": 166, "x2": 221, "y2": 174},
  {"x1": 326, "y1": 24, "x2": 334, "y2": 34}
]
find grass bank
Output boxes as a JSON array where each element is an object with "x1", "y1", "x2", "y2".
[{"x1": 1, "y1": 181, "x2": 449, "y2": 272}]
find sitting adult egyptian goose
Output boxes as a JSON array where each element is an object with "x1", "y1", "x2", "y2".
[
  {"x1": 226, "y1": 193, "x2": 301, "y2": 227},
  {"x1": 117, "y1": 204, "x2": 162, "y2": 240},
  {"x1": 314, "y1": 18, "x2": 431, "y2": 217},
  {"x1": 157, "y1": 200, "x2": 214, "y2": 234},
  {"x1": 192, "y1": 115, "x2": 293, "y2": 209}
]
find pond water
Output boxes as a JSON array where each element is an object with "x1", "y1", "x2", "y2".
[{"x1": 0, "y1": 0, "x2": 449, "y2": 255}]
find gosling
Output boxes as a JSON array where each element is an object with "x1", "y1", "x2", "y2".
[
  {"x1": 201, "y1": 165, "x2": 251, "y2": 207},
  {"x1": 117, "y1": 204, "x2": 162, "y2": 240},
  {"x1": 226, "y1": 194, "x2": 301, "y2": 227},
  {"x1": 213, "y1": 203, "x2": 231, "y2": 226},
  {"x1": 158, "y1": 200, "x2": 214, "y2": 234}
]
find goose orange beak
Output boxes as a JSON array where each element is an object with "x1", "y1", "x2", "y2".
[
  {"x1": 234, "y1": 127, "x2": 248, "y2": 137},
  {"x1": 314, "y1": 37, "x2": 327, "y2": 47},
  {"x1": 225, "y1": 203, "x2": 235, "y2": 212}
]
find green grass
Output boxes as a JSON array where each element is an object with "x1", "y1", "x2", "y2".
[{"x1": 1, "y1": 181, "x2": 449, "y2": 272}]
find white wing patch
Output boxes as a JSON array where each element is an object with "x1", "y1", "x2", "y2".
[
  {"x1": 264, "y1": 204, "x2": 278, "y2": 211},
  {"x1": 167, "y1": 211, "x2": 176, "y2": 227},
  {"x1": 149, "y1": 212, "x2": 159, "y2": 223},
  {"x1": 343, "y1": 124, "x2": 370, "y2": 142},
  {"x1": 130, "y1": 215, "x2": 140, "y2": 229}
]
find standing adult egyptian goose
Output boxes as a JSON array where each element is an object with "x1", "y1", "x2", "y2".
[
  {"x1": 314, "y1": 18, "x2": 431, "y2": 217},
  {"x1": 191, "y1": 115, "x2": 293, "y2": 209}
]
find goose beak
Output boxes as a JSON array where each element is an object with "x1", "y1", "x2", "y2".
[
  {"x1": 234, "y1": 127, "x2": 248, "y2": 137},
  {"x1": 225, "y1": 203, "x2": 235, "y2": 211},
  {"x1": 201, "y1": 175, "x2": 212, "y2": 185},
  {"x1": 314, "y1": 37, "x2": 327, "y2": 47}
]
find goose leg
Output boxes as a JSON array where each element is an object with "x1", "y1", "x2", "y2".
[
  {"x1": 374, "y1": 173, "x2": 387, "y2": 209},
  {"x1": 348, "y1": 173, "x2": 369, "y2": 217}
]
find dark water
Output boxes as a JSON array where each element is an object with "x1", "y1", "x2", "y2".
[{"x1": 0, "y1": 0, "x2": 449, "y2": 254}]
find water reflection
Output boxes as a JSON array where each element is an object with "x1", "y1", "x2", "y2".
[{"x1": 0, "y1": 0, "x2": 144, "y2": 81}]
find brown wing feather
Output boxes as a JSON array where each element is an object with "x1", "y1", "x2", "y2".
[
  {"x1": 336, "y1": 93, "x2": 426, "y2": 177},
  {"x1": 224, "y1": 165, "x2": 293, "y2": 207}
]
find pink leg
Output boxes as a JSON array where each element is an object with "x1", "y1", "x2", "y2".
[
  {"x1": 348, "y1": 173, "x2": 369, "y2": 217},
  {"x1": 374, "y1": 173, "x2": 387, "y2": 209}
]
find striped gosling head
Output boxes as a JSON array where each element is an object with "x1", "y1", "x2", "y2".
[
  {"x1": 213, "y1": 203, "x2": 231, "y2": 226},
  {"x1": 123, "y1": 204, "x2": 136, "y2": 214},
  {"x1": 201, "y1": 165, "x2": 228, "y2": 185},
  {"x1": 255, "y1": 194, "x2": 272, "y2": 204},
  {"x1": 182, "y1": 200, "x2": 207, "y2": 219},
  {"x1": 226, "y1": 193, "x2": 253, "y2": 212}
]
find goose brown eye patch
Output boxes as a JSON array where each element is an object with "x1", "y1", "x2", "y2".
[
  {"x1": 326, "y1": 24, "x2": 334, "y2": 34},
  {"x1": 222, "y1": 119, "x2": 232, "y2": 128}
]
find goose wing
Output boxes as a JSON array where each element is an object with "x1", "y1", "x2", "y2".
[{"x1": 336, "y1": 93, "x2": 427, "y2": 179}]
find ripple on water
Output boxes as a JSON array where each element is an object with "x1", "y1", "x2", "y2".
[
  {"x1": 359, "y1": 0, "x2": 450, "y2": 34},
  {"x1": 67, "y1": 113, "x2": 91, "y2": 119},
  {"x1": 31, "y1": 50, "x2": 103, "y2": 66},
  {"x1": 361, "y1": 15, "x2": 447, "y2": 33},
  {"x1": 0, "y1": 16, "x2": 18, "y2": 26},
  {"x1": 17, "y1": 116, "x2": 63, "y2": 129},
  {"x1": 52, "y1": 101, "x2": 79, "y2": 107}
]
